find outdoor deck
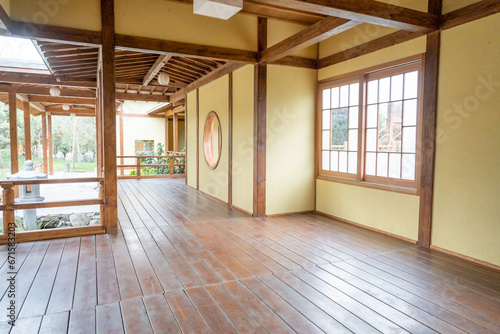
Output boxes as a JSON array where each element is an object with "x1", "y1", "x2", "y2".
[{"x1": 1, "y1": 179, "x2": 499, "y2": 333}]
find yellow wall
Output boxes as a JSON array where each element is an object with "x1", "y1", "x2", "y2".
[
  {"x1": 186, "y1": 91, "x2": 197, "y2": 188},
  {"x1": 316, "y1": 24, "x2": 426, "y2": 240},
  {"x1": 122, "y1": 117, "x2": 165, "y2": 156},
  {"x1": 198, "y1": 75, "x2": 229, "y2": 202},
  {"x1": 317, "y1": 180, "x2": 420, "y2": 240},
  {"x1": 115, "y1": 0, "x2": 257, "y2": 51},
  {"x1": 442, "y1": 0, "x2": 482, "y2": 13},
  {"x1": 268, "y1": 19, "x2": 317, "y2": 59},
  {"x1": 432, "y1": 13, "x2": 500, "y2": 266},
  {"x1": 266, "y1": 65, "x2": 316, "y2": 215},
  {"x1": 10, "y1": 0, "x2": 101, "y2": 31},
  {"x1": 232, "y1": 66, "x2": 254, "y2": 213}
]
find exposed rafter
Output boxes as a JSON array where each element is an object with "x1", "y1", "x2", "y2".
[
  {"x1": 115, "y1": 92, "x2": 170, "y2": 102},
  {"x1": 0, "y1": 71, "x2": 97, "y2": 88},
  {"x1": 0, "y1": 85, "x2": 97, "y2": 98},
  {"x1": 28, "y1": 96, "x2": 96, "y2": 105},
  {"x1": 260, "y1": 17, "x2": 359, "y2": 63},
  {"x1": 441, "y1": 0, "x2": 500, "y2": 30},
  {"x1": 249, "y1": 0, "x2": 439, "y2": 32},
  {"x1": 142, "y1": 55, "x2": 172, "y2": 86}
]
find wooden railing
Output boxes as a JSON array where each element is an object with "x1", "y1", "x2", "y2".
[
  {"x1": 117, "y1": 154, "x2": 185, "y2": 179},
  {"x1": 0, "y1": 177, "x2": 105, "y2": 244}
]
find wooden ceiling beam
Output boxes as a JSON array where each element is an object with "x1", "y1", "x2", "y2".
[
  {"x1": 318, "y1": 30, "x2": 424, "y2": 69},
  {"x1": 441, "y1": 0, "x2": 500, "y2": 30},
  {"x1": 46, "y1": 105, "x2": 94, "y2": 112},
  {"x1": 116, "y1": 34, "x2": 258, "y2": 63},
  {"x1": 260, "y1": 17, "x2": 359, "y2": 63},
  {"x1": 28, "y1": 96, "x2": 96, "y2": 105},
  {"x1": 48, "y1": 111, "x2": 95, "y2": 117},
  {"x1": 142, "y1": 55, "x2": 172, "y2": 86},
  {"x1": 271, "y1": 55, "x2": 317, "y2": 69},
  {"x1": 0, "y1": 71, "x2": 97, "y2": 88},
  {"x1": 0, "y1": 85, "x2": 96, "y2": 98},
  {"x1": 115, "y1": 92, "x2": 170, "y2": 102},
  {"x1": 16, "y1": 94, "x2": 46, "y2": 113},
  {"x1": 249, "y1": 0, "x2": 439, "y2": 32},
  {"x1": 44, "y1": 49, "x2": 99, "y2": 58}
]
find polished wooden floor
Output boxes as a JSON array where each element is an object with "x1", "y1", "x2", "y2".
[{"x1": 1, "y1": 179, "x2": 499, "y2": 333}]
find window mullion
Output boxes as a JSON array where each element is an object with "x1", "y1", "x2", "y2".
[{"x1": 357, "y1": 75, "x2": 366, "y2": 181}]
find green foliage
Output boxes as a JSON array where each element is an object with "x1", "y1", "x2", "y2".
[
  {"x1": 129, "y1": 143, "x2": 185, "y2": 176},
  {"x1": 331, "y1": 108, "x2": 348, "y2": 149}
]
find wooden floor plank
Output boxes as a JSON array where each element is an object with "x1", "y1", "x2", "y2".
[
  {"x1": 120, "y1": 297, "x2": 154, "y2": 334},
  {"x1": 39, "y1": 311, "x2": 70, "y2": 334},
  {"x1": 166, "y1": 290, "x2": 211, "y2": 334},
  {"x1": 143, "y1": 294, "x2": 181, "y2": 334},
  {"x1": 184, "y1": 286, "x2": 238, "y2": 334},
  {"x1": 46, "y1": 237, "x2": 81, "y2": 314},
  {"x1": 68, "y1": 307, "x2": 95, "y2": 334},
  {"x1": 96, "y1": 234, "x2": 121, "y2": 305},
  {"x1": 96, "y1": 302, "x2": 124, "y2": 334},
  {"x1": 72, "y1": 236, "x2": 97, "y2": 310},
  {"x1": 19, "y1": 239, "x2": 65, "y2": 318},
  {"x1": 204, "y1": 283, "x2": 267, "y2": 334}
]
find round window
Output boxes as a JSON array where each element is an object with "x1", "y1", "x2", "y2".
[{"x1": 203, "y1": 111, "x2": 222, "y2": 169}]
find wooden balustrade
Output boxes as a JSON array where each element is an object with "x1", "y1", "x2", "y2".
[
  {"x1": 116, "y1": 154, "x2": 186, "y2": 179},
  {"x1": 0, "y1": 177, "x2": 105, "y2": 244}
]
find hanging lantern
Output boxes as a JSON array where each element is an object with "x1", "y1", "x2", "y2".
[
  {"x1": 158, "y1": 72, "x2": 170, "y2": 86},
  {"x1": 62, "y1": 104, "x2": 70, "y2": 111},
  {"x1": 50, "y1": 87, "x2": 61, "y2": 96}
]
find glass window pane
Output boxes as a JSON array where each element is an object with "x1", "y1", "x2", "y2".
[
  {"x1": 330, "y1": 151, "x2": 339, "y2": 172},
  {"x1": 367, "y1": 80, "x2": 378, "y2": 104},
  {"x1": 331, "y1": 87, "x2": 340, "y2": 109},
  {"x1": 391, "y1": 74, "x2": 404, "y2": 101},
  {"x1": 389, "y1": 153, "x2": 402, "y2": 179},
  {"x1": 349, "y1": 83, "x2": 359, "y2": 106},
  {"x1": 331, "y1": 108, "x2": 348, "y2": 150},
  {"x1": 340, "y1": 85, "x2": 349, "y2": 107},
  {"x1": 322, "y1": 151, "x2": 330, "y2": 171},
  {"x1": 339, "y1": 151, "x2": 348, "y2": 173},
  {"x1": 402, "y1": 154, "x2": 416, "y2": 180},
  {"x1": 378, "y1": 103, "x2": 389, "y2": 152},
  {"x1": 348, "y1": 152, "x2": 358, "y2": 174},
  {"x1": 348, "y1": 130, "x2": 358, "y2": 151},
  {"x1": 322, "y1": 89, "x2": 331, "y2": 109},
  {"x1": 379, "y1": 77, "x2": 390, "y2": 103},
  {"x1": 323, "y1": 109, "x2": 331, "y2": 130},
  {"x1": 403, "y1": 99, "x2": 418, "y2": 126},
  {"x1": 349, "y1": 107, "x2": 359, "y2": 129},
  {"x1": 377, "y1": 153, "x2": 389, "y2": 177},
  {"x1": 367, "y1": 105, "x2": 378, "y2": 128},
  {"x1": 404, "y1": 71, "x2": 419, "y2": 99},
  {"x1": 366, "y1": 128, "x2": 377, "y2": 152},
  {"x1": 366, "y1": 152, "x2": 376, "y2": 175},
  {"x1": 322, "y1": 130, "x2": 330, "y2": 150},
  {"x1": 402, "y1": 126, "x2": 417, "y2": 153}
]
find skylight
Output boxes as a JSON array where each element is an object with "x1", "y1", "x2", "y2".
[{"x1": 0, "y1": 36, "x2": 48, "y2": 71}]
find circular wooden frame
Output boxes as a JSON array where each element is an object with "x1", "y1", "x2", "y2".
[{"x1": 203, "y1": 111, "x2": 222, "y2": 170}]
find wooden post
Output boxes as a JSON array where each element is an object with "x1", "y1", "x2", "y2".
[
  {"x1": 228, "y1": 72, "x2": 233, "y2": 206},
  {"x1": 173, "y1": 113, "x2": 179, "y2": 153},
  {"x1": 254, "y1": 17, "x2": 267, "y2": 217},
  {"x1": 47, "y1": 113, "x2": 53, "y2": 175},
  {"x1": 99, "y1": 179, "x2": 105, "y2": 226},
  {"x1": 418, "y1": 0, "x2": 441, "y2": 248},
  {"x1": 165, "y1": 115, "x2": 170, "y2": 152},
  {"x1": 2, "y1": 183, "x2": 15, "y2": 235},
  {"x1": 169, "y1": 156, "x2": 174, "y2": 175},
  {"x1": 96, "y1": 72, "x2": 103, "y2": 177},
  {"x1": 119, "y1": 113, "x2": 124, "y2": 175},
  {"x1": 136, "y1": 157, "x2": 141, "y2": 177},
  {"x1": 9, "y1": 91, "x2": 18, "y2": 175},
  {"x1": 101, "y1": 0, "x2": 118, "y2": 233},
  {"x1": 196, "y1": 89, "x2": 200, "y2": 190},
  {"x1": 23, "y1": 101, "x2": 31, "y2": 161},
  {"x1": 41, "y1": 113, "x2": 48, "y2": 173}
]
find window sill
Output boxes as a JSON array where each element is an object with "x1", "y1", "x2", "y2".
[{"x1": 317, "y1": 174, "x2": 418, "y2": 196}]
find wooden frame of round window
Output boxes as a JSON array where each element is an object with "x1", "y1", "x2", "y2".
[{"x1": 203, "y1": 111, "x2": 222, "y2": 169}]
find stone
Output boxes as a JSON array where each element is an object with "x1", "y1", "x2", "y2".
[
  {"x1": 83, "y1": 152, "x2": 95, "y2": 162},
  {"x1": 41, "y1": 220, "x2": 59, "y2": 229},
  {"x1": 65, "y1": 152, "x2": 72, "y2": 161},
  {"x1": 55, "y1": 151, "x2": 65, "y2": 159},
  {"x1": 89, "y1": 220, "x2": 100, "y2": 226},
  {"x1": 57, "y1": 221, "x2": 73, "y2": 228},
  {"x1": 70, "y1": 213, "x2": 91, "y2": 226}
]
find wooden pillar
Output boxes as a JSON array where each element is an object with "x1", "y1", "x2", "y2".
[
  {"x1": 9, "y1": 91, "x2": 18, "y2": 176},
  {"x1": 196, "y1": 89, "x2": 200, "y2": 190},
  {"x1": 119, "y1": 112, "x2": 124, "y2": 175},
  {"x1": 253, "y1": 17, "x2": 267, "y2": 217},
  {"x1": 41, "y1": 113, "x2": 48, "y2": 173},
  {"x1": 47, "y1": 113, "x2": 53, "y2": 175},
  {"x1": 2, "y1": 183, "x2": 15, "y2": 235},
  {"x1": 165, "y1": 115, "x2": 170, "y2": 152},
  {"x1": 228, "y1": 72, "x2": 233, "y2": 206},
  {"x1": 96, "y1": 73, "x2": 103, "y2": 177},
  {"x1": 173, "y1": 113, "x2": 179, "y2": 153},
  {"x1": 23, "y1": 101, "x2": 31, "y2": 161},
  {"x1": 101, "y1": 0, "x2": 118, "y2": 233},
  {"x1": 418, "y1": 0, "x2": 442, "y2": 247}
]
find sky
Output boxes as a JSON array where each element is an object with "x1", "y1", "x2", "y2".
[{"x1": 0, "y1": 35, "x2": 47, "y2": 69}]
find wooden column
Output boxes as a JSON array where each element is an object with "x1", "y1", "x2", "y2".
[
  {"x1": 41, "y1": 113, "x2": 48, "y2": 173},
  {"x1": 418, "y1": 0, "x2": 442, "y2": 248},
  {"x1": 96, "y1": 73, "x2": 103, "y2": 177},
  {"x1": 253, "y1": 17, "x2": 267, "y2": 217},
  {"x1": 228, "y1": 72, "x2": 233, "y2": 206},
  {"x1": 165, "y1": 115, "x2": 170, "y2": 152},
  {"x1": 173, "y1": 113, "x2": 179, "y2": 153},
  {"x1": 196, "y1": 89, "x2": 200, "y2": 190},
  {"x1": 119, "y1": 112, "x2": 124, "y2": 175},
  {"x1": 101, "y1": 0, "x2": 118, "y2": 233},
  {"x1": 47, "y1": 113, "x2": 53, "y2": 175},
  {"x1": 9, "y1": 91, "x2": 19, "y2": 175},
  {"x1": 23, "y1": 101, "x2": 31, "y2": 161}
]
